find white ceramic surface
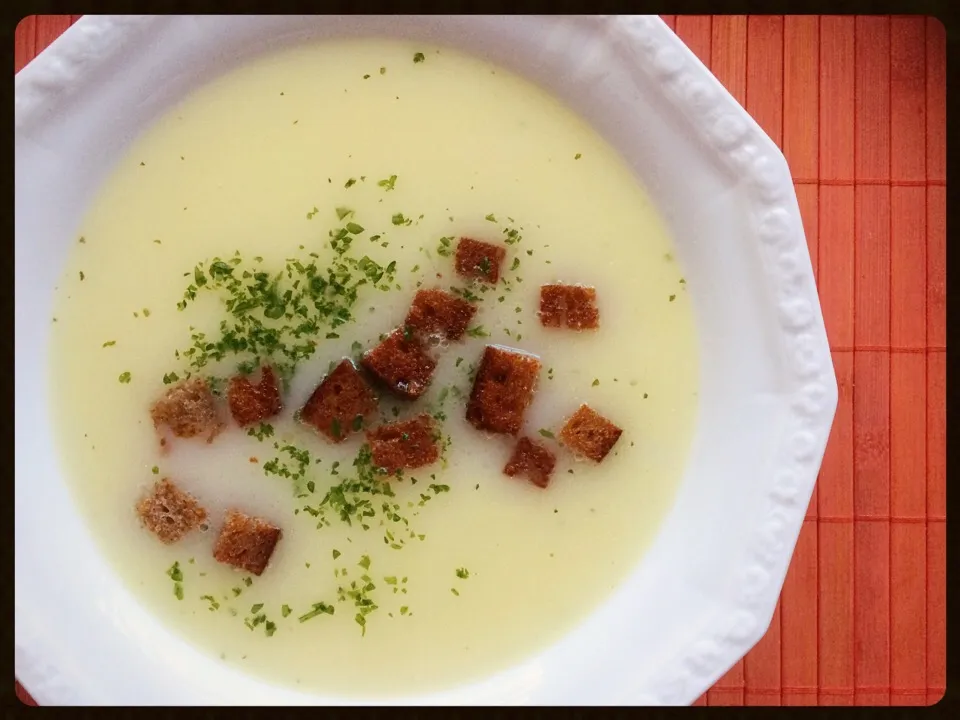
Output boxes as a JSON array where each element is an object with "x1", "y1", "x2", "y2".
[{"x1": 15, "y1": 15, "x2": 837, "y2": 706}]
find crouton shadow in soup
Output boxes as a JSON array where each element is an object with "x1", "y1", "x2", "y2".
[{"x1": 50, "y1": 37, "x2": 699, "y2": 696}]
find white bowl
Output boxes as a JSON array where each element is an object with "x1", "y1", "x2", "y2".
[{"x1": 15, "y1": 15, "x2": 836, "y2": 706}]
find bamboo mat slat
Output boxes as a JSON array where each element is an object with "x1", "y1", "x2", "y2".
[{"x1": 13, "y1": 14, "x2": 946, "y2": 707}]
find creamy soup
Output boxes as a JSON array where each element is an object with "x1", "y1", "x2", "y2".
[{"x1": 50, "y1": 38, "x2": 698, "y2": 697}]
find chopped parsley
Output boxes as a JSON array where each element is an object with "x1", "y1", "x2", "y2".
[
  {"x1": 455, "y1": 568, "x2": 470, "y2": 579},
  {"x1": 538, "y1": 429, "x2": 555, "y2": 439},
  {"x1": 118, "y1": 371, "x2": 132, "y2": 384},
  {"x1": 575, "y1": 153, "x2": 582, "y2": 159},
  {"x1": 79, "y1": 271, "x2": 85, "y2": 281},
  {"x1": 166, "y1": 561, "x2": 183, "y2": 600},
  {"x1": 485, "y1": 213, "x2": 497, "y2": 222},
  {"x1": 436, "y1": 236, "x2": 453, "y2": 257},
  {"x1": 592, "y1": 378, "x2": 600, "y2": 387},
  {"x1": 377, "y1": 175, "x2": 397, "y2": 191},
  {"x1": 669, "y1": 294, "x2": 676, "y2": 302},
  {"x1": 281, "y1": 604, "x2": 292, "y2": 618},
  {"x1": 298, "y1": 602, "x2": 334, "y2": 622},
  {"x1": 201, "y1": 595, "x2": 220, "y2": 611},
  {"x1": 413, "y1": 52, "x2": 425, "y2": 63},
  {"x1": 247, "y1": 422, "x2": 274, "y2": 441},
  {"x1": 151, "y1": 465, "x2": 159, "y2": 474},
  {"x1": 102, "y1": 340, "x2": 116, "y2": 348},
  {"x1": 466, "y1": 325, "x2": 489, "y2": 338},
  {"x1": 169, "y1": 215, "x2": 400, "y2": 390}
]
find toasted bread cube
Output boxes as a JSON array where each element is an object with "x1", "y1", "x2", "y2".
[
  {"x1": 300, "y1": 359, "x2": 378, "y2": 443},
  {"x1": 404, "y1": 288, "x2": 477, "y2": 342},
  {"x1": 150, "y1": 377, "x2": 224, "y2": 441},
  {"x1": 559, "y1": 404, "x2": 622, "y2": 462},
  {"x1": 466, "y1": 345, "x2": 541, "y2": 435},
  {"x1": 361, "y1": 328, "x2": 437, "y2": 400},
  {"x1": 367, "y1": 414, "x2": 439, "y2": 472},
  {"x1": 136, "y1": 478, "x2": 208, "y2": 544},
  {"x1": 539, "y1": 284, "x2": 600, "y2": 330},
  {"x1": 504, "y1": 437, "x2": 557, "y2": 488},
  {"x1": 213, "y1": 509, "x2": 282, "y2": 576},
  {"x1": 227, "y1": 365, "x2": 283, "y2": 427},
  {"x1": 455, "y1": 237, "x2": 507, "y2": 284}
]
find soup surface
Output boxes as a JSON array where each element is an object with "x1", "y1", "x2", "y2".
[{"x1": 50, "y1": 38, "x2": 698, "y2": 697}]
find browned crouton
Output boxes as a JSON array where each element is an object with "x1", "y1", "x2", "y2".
[
  {"x1": 361, "y1": 328, "x2": 437, "y2": 400},
  {"x1": 404, "y1": 288, "x2": 477, "y2": 342},
  {"x1": 539, "y1": 284, "x2": 600, "y2": 330},
  {"x1": 150, "y1": 377, "x2": 224, "y2": 442},
  {"x1": 455, "y1": 237, "x2": 507, "y2": 283},
  {"x1": 466, "y1": 345, "x2": 541, "y2": 435},
  {"x1": 212, "y1": 509, "x2": 281, "y2": 576},
  {"x1": 300, "y1": 359, "x2": 378, "y2": 443},
  {"x1": 559, "y1": 404, "x2": 623, "y2": 462},
  {"x1": 227, "y1": 365, "x2": 283, "y2": 427},
  {"x1": 367, "y1": 414, "x2": 439, "y2": 472},
  {"x1": 504, "y1": 437, "x2": 557, "y2": 488},
  {"x1": 136, "y1": 478, "x2": 208, "y2": 544}
]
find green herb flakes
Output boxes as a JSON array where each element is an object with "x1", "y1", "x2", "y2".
[
  {"x1": 298, "y1": 602, "x2": 335, "y2": 622},
  {"x1": 377, "y1": 175, "x2": 397, "y2": 191},
  {"x1": 102, "y1": 340, "x2": 116, "y2": 348},
  {"x1": 118, "y1": 372, "x2": 132, "y2": 384},
  {"x1": 281, "y1": 604, "x2": 292, "y2": 618},
  {"x1": 538, "y1": 429, "x2": 555, "y2": 439},
  {"x1": 413, "y1": 52, "x2": 425, "y2": 63},
  {"x1": 455, "y1": 567, "x2": 470, "y2": 579}
]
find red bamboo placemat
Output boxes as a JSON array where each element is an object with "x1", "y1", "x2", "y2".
[{"x1": 14, "y1": 15, "x2": 946, "y2": 707}]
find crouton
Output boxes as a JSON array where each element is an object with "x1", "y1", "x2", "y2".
[
  {"x1": 136, "y1": 478, "x2": 208, "y2": 544},
  {"x1": 455, "y1": 237, "x2": 507, "y2": 283},
  {"x1": 361, "y1": 328, "x2": 437, "y2": 400},
  {"x1": 367, "y1": 414, "x2": 439, "y2": 472},
  {"x1": 404, "y1": 288, "x2": 477, "y2": 342},
  {"x1": 539, "y1": 284, "x2": 600, "y2": 330},
  {"x1": 466, "y1": 345, "x2": 541, "y2": 435},
  {"x1": 150, "y1": 377, "x2": 224, "y2": 442},
  {"x1": 300, "y1": 359, "x2": 378, "y2": 443},
  {"x1": 504, "y1": 437, "x2": 557, "y2": 488},
  {"x1": 559, "y1": 404, "x2": 623, "y2": 462},
  {"x1": 227, "y1": 365, "x2": 283, "y2": 427},
  {"x1": 212, "y1": 509, "x2": 282, "y2": 576}
]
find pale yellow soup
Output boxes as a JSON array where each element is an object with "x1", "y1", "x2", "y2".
[{"x1": 50, "y1": 38, "x2": 699, "y2": 697}]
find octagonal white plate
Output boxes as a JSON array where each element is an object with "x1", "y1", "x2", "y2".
[{"x1": 15, "y1": 15, "x2": 837, "y2": 706}]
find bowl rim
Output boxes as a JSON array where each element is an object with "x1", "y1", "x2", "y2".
[{"x1": 15, "y1": 14, "x2": 837, "y2": 705}]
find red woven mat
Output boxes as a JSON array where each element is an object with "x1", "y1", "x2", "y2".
[{"x1": 14, "y1": 15, "x2": 946, "y2": 707}]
